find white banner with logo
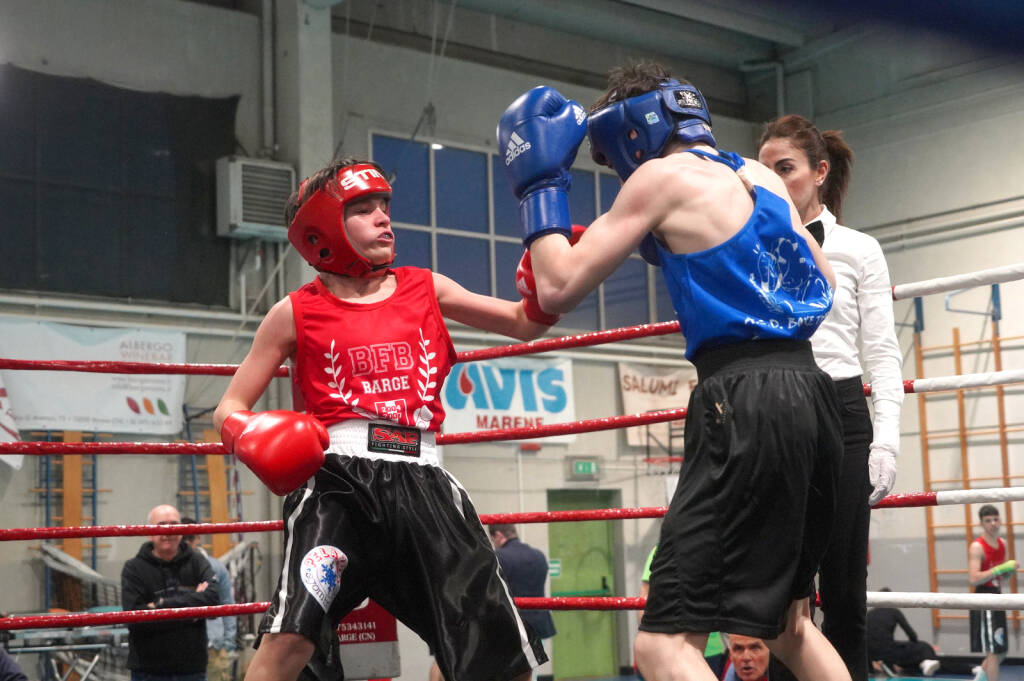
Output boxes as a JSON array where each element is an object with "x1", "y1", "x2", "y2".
[
  {"x1": 0, "y1": 372, "x2": 23, "y2": 470},
  {"x1": 442, "y1": 356, "x2": 576, "y2": 444},
  {"x1": 618, "y1": 361, "x2": 697, "y2": 448},
  {"x1": 0, "y1": 319, "x2": 186, "y2": 435}
]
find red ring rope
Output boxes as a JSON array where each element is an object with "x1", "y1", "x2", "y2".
[
  {"x1": 0, "y1": 604, "x2": 269, "y2": 630},
  {"x1": 6, "y1": 357, "x2": 1022, "y2": 404},
  {"x1": 0, "y1": 598, "x2": 649, "y2": 631},
  {"x1": 0, "y1": 489, "x2": 984, "y2": 543},
  {"x1": 514, "y1": 597, "x2": 645, "y2": 611},
  {"x1": 0, "y1": 442, "x2": 226, "y2": 455},
  {"x1": 5, "y1": 362, "x2": 1021, "y2": 457},
  {"x1": 437, "y1": 409, "x2": 687, "y2": 444},
  {"x1": 0, "y1": 323, "x2": 684, "y2": 377},
  {"x1": 456, "y1": 322, "x2": 682, "y2": 361},
  {"x1": 0, "y1": 508, "x2": 671, "y2": 542},
  {"x1": 0, "y1": 521, "x2": 284, "y2": 541},
  {"x1": 872, "y1": 491, "x2": 937, "y2": 508},
  {"x1": 3, "y1": 263, "x2": 1020, "y2": 379},
  {"x1": 9, "y1": 585, "x2": 1024, "y2": 631},
  {"x1": 5, "y1": 487, "x2": 1017, "y2": 543},
  {"x1": 0, "y1": 408, "x2": 688, "y2": 454},
  {"x1": 0, "y1": 359, "x2": 288, "y2": 376}
]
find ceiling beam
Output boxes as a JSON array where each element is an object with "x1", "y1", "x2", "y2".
[
  {"x1": 332, "y1": 16, "x2": 749, "y2": 119},
  {"x1": 456, "y1": 0, "x2": 774, "y2": 67},
  {"x1": 618, "y1": 0, "x2": 805, "y2": 47}
]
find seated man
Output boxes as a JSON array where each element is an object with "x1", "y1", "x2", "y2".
[{"x1": 866, "y1": 588, "x2": 974, "y2": 678}]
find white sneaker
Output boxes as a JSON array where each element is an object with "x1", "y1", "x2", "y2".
[
  {"x1": 972, "y1": 666, "x2": 987, "y2": 681},
  {"x1": 920, "y1": 659, "x2": 940, "y2": 677}
]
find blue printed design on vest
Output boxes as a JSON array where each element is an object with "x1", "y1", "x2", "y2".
[{"x1": 749, "y1": 236, "x2": 832, "y2": 317}]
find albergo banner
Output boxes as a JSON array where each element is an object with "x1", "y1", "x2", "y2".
[{"x1": 0, "y1": 319, "x2": 186, "y2": 435}]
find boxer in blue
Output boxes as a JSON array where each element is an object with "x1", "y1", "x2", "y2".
[{"x1": 497, "y1": 62, "x2": 850, "y2": 681}]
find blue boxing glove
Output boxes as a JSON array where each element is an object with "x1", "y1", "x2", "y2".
[{"x1": 497, "y1": 86, "x2": 587, "y2": 245}]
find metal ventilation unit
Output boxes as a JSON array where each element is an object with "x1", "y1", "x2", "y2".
[{"x1": 216, "y1": 156, "x2": 295, "y2": 241}]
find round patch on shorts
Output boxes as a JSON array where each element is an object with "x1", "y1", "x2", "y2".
[{"x1": 300, "y1": 545, "x2": 349, "y2": 612}]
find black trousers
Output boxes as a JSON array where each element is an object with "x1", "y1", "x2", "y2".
[
  {"x1": 872, "y1": 640, "x2": 935, "y2": 669},
  {"x1": 819, "y1": 376, "x2": 873, "y2": 681},
  {"x1": 773, "y1": 376, "x2": 872, "y2": 681}
]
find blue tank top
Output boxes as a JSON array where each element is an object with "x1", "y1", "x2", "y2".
[{"x1": 651, "y1": 149, "x2": 833, "y2": 360}]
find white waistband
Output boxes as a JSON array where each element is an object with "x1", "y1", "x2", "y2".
[{"x1": 326, "y1": 419, "x2": 439, "y2": 466}]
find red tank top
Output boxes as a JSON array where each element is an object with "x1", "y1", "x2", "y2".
[
  {"x1": 289, "y1": 268, "x2": 457, "y2": 432},
  {"x1": 973, "y1": 536, "x2": 1006, "y2": 590}
]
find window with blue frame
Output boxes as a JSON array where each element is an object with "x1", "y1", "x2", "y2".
[{"x1": 370, "y1": 133, "x2": 657, "y2": 332}]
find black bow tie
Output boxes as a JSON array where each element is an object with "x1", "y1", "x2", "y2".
[{"x1": 805, "y1": 220, "x2": 825, "y2": 247}]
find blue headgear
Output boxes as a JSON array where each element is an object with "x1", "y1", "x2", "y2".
[{"x1": 587, "y1": 79, "x2": 716, "y2": 181}]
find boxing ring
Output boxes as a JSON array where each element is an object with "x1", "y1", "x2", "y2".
[{"x1": 2, "y1": 261, "x2": 1023, "y2": 676}]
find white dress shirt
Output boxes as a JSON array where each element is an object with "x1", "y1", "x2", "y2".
[{"x1": 809, "y1": 207, "x2": 903, "y2": 457}]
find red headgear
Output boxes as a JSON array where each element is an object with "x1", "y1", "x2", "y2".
[{"x1": 288, "y1": 163, "x2": 394, "y2": 277}]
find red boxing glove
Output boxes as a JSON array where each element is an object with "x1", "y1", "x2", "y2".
[
  {"x1": 221, "y1": 410, "x2": 329, "y2": 496},
  {"x1": 517, "y1": 250, "x2": 560, "y2": 325},
  {"x1": 516, "y1": 224, "x2": 586, "y2": 325}
]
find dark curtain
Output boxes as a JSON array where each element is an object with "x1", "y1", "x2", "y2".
[{"x1": 0, "y1": 63, "x2": 238, "y2": 306}]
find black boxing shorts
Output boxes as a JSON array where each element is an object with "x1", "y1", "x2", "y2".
[
  {"x1": 641, "y1": 340, "x2": 843, "y2": 639},
  {"x1": 259, "y1": 420, "x2": 546, "y2": 681},
  {"x1": 970, "y1": 586, "x2": 1008, "y2": 655}
]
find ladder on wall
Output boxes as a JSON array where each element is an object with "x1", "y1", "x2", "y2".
[
  {"x1": 179, "y1": 406, "x2": 247, "y2": 558},
  {"x1": 643, "y1": 411, "x2": 686, "y2": 476},
  {"x1": 915, "y1": 285, "x2": 1023, "y2": 629},
  {"x1": 30, "y1": 431, "x2": 114, "y2": 610}
]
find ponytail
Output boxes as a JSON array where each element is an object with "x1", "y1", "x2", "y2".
[{"x1": 821, "y1": 130, "x2": 853, "y2": 222}]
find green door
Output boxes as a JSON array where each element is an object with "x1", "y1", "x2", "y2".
[{"x1": 547, "y1": 489, "x2": 619, "y2": 680}]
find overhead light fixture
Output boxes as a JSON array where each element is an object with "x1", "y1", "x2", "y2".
[{"x1": 431, "y1": 143, "x2": 444, "y2": 150}]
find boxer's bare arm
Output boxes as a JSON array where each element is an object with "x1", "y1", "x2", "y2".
[
  {"x1": 214, "y1": 297, "x2": 296, "y2": 430},
  {"x1": 967, "y1": 541, "x2": 990, "y2": 587},
  {"x1": 432, "y1": 272, "x2": 550, "y2": 341},
  {"x1": 529, "y1": 160, "x2": 675, "y2": 314}
]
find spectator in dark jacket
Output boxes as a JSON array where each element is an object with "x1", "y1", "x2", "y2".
[
  {"x1": 428, "y1": 523, "x2": 556, "y2": 681},
  {"x1": 489, "y1": 524, "x2": 556, "y2": 641},
  {"x1": 121, "y1": 504, "x2": 220, "y2": 681},
  {"x1": 0, "y1": 649, "x2": 28, "y2": 681},
  {"x1": 181, "y1": 518, "x2": 237, "y2": 681}
]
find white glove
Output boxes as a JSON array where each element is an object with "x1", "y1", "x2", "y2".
[{"x1": 868, "y1": 446, "x2": 897, "y2": 506}]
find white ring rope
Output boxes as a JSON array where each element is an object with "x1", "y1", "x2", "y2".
[
  {"x1": 904, "y1": 368, "x2": 1024, "y2": 393},
  {"x1": 893, "y1": 262, "x2": 1024, "y2": 300},
  {"x1": 934, "y1": 486, "x2": 1024, "y2": 506},
  {"x1": 868, "y1": 591, "x2": 1024, "y2": 610}
]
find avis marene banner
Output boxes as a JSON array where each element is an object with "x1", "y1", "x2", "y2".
[{"x1": 442, "y1": 356, "x2": 576, "y2": 444}]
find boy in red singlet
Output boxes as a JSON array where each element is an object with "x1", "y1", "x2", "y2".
[
  {"x1": 967, "y1": 504, "x2": 1018, "y2": 681},
  {"x1": 213, "y1": 158, "x2": 561, "y2": 681}
]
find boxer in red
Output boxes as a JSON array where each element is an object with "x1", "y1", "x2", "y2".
[{"x1": 214, "y1": 158, "x2": 568, "y2": 681}]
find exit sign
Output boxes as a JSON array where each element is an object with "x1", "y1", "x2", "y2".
[
  {"x1": 567, "y1": 456, "x2": 600, "y2": 480},
  {"x1": 574, "y1": 460, "x2": 598, "y2": 475}
]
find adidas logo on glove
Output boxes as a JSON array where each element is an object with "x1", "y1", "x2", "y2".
[
  {"x1": 505, "y1": 132, "x2": 531, "y2": 166},
  {"x1": 572, "y1": 104, "x2": 585, "y2": 125}
]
